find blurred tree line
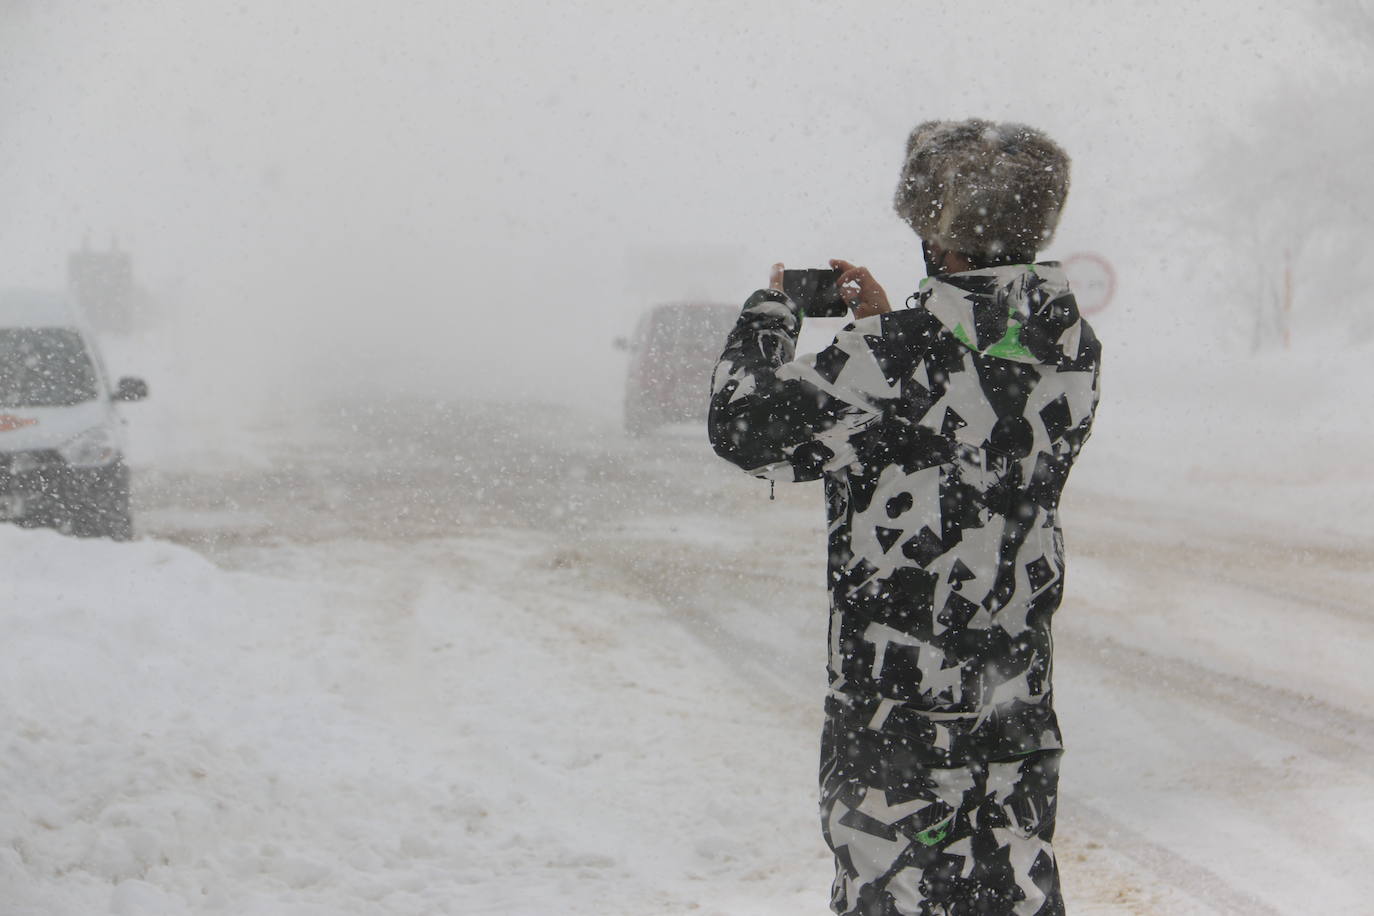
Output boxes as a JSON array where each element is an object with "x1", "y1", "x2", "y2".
[{"x1": 1196, "y1": 0, "x2": 1374, "y2": 347}]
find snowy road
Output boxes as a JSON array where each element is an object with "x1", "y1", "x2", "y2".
[
  {"x1": 136, "y1": 399, "x2": 1374, "y2": 914},
  {"x1": 5, "y1": 396, "x2": 1371, "y2": 914}
]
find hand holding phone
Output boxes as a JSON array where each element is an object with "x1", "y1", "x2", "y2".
[
  {"x1": 781, "y1": 268, "x2": 849, "y2": 317},
  {"x1": 828, "y1": 259, "x2": 891, "y2": 320}
]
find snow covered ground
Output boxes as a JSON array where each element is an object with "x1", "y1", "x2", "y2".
[
  {"x1": 5, "y1": 1, "x2": 1372, "y2": 911},
  {"x1": 3, "y1": 335, "x2": 1373, "y2": 914}
]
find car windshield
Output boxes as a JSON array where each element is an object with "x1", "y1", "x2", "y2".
[{"x1": 0, "y1": 328, "x2": 99, "y2": 407}]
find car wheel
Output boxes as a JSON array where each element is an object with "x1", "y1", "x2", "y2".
[
  {"x1": 66, "y1": 463, "x2": 135, "y2": 541},
  {"x1": 69, "y1": 496, "x2": 134, "y2": 540}
]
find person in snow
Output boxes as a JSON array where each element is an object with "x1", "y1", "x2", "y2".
[{"x1": 708, "y1": 119, "x2": 1101, "y2": 916}]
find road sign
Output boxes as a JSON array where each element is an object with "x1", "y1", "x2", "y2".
[{"x1": 1061, "y1": 253, "x2": 1115, "y2": 317}]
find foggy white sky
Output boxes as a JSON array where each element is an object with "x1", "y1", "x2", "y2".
[{"x1": 0, "y1": 0, "x2": 1362, "y2": 410}]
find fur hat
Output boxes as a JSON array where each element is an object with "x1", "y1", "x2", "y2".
[{"x1": 893, "y1": 119, "x2": 1070, "y2": 261}]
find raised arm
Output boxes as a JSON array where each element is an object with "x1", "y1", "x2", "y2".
[{"x1": 707, "y1": 282, "x2": 898, "y2": 482}]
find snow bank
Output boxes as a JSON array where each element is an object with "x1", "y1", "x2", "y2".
[
  {"x1": 0, "y1": 527, "x2": 343, "y2": 913},
  {"x1": 0, "y1": 525, "x2": 829, "y2": 915}
]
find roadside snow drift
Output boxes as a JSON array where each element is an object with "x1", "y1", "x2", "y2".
[{"x1": 0, "y1": 524, "x2": 831, "y2": 915}]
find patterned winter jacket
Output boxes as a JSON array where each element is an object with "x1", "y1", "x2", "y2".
[{"x1": 709, "y1": 263, "x2": 1101, "y2": 765}]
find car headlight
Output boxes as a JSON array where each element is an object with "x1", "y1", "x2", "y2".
[{"x1": 58, "y1": 426, "x2": 119, "y2": 468}]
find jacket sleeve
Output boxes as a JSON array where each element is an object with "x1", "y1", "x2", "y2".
[{"x1": 707, "y1": 289, "x2": 895, "y2": 482}]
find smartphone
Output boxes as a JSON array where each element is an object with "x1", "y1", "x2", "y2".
[{"x1": 781, "y1": 268, "x2": 849, "y2": 317}]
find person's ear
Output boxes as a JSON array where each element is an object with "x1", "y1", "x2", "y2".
[{"x1": 922, "y1": 240, "x2": 944, "y2": 277}]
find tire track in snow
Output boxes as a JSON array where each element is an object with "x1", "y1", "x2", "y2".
[
  {"x1": 1062, "y1": 630, "x2": 1374, "y2": 766},
  {"x1": 631, "y1": 544, "x2": 1297, "y2": 915},
  {"x1": 585, "y1": 533, "x2": 825, "y2": 711},
  {"x1": 1063, "y1": 802, "x2": 1285, "y2": 916},
  {"x1": 1059, "y1": 628, "x2": 1374, "y2": 913},
  {"x1": 1070, "y1": 498, "x2": 1374, "y2": 630},
  {"x1": 591, "y1": 495, "x2": 1370, "y2": 915},
  {"x1": 1198, "y1": 566, "x2": 1371, "y2": 628}
]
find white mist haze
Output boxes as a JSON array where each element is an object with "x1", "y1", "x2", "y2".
[
  {"x1": 0, "y1": 0, "x2": 1365, "y2": 417},
  {"x1": 8, "y1": 5, "x2": 1374, "y2": 913}
]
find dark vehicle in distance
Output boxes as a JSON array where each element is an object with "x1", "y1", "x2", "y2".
[{"x1": 617, "y1": 302, "x2": 739, "y2": 436}]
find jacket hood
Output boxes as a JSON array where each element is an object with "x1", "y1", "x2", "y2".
[{"x1": 916, "y1": 262, "x2": 1085, "y2": 366}]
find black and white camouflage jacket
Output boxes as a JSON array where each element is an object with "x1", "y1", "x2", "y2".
[{"x1": 708, "y1": 263, "x2": 1101, "y2": 765}]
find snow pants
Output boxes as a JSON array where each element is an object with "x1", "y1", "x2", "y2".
[{"x1": 820, "y1": 716, "x2": 1064, "y2": 916}]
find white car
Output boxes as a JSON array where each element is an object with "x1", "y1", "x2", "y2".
[{"x1": 0, "y1": 289, "x2": 147, "y2": 539}]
